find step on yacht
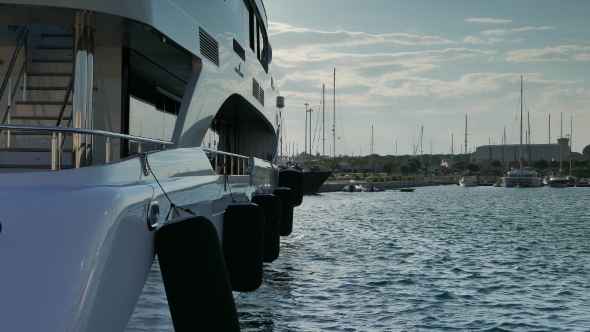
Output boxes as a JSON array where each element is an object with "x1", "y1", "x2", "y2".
[{"x1": 0, "y1": 1, "x2": 296, "y2": 331}]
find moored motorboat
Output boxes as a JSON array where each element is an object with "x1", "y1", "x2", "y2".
[
  {"x1": 566, "y1": 175, "x2": 577, "y2": 187},
  {"x1": 459, "y1": 175, "x2": 477, "y2": 187},
  {"x1": 547, "y1": 171, "x2": 568, "y2": 187}
]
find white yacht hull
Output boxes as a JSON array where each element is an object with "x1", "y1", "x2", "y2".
[
  {"x1": 0, "y1": 0, "x2": 284, "y2": 330},
  {"x1": 0, "y1": 148, "x2": 276, "y2": 331},
  {"x1": 501, "y1": 176, "x2": 540, "y2": 187}
]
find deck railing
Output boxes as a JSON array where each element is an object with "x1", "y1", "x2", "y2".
[
  {"x1": 203, "y1": 148, "x2": 250, "y2": 175},
  {"x1": 0, "y1": 124, "x2": 173, "y2": 170},
  {"x1": 0, "y1": 124, "x2": 254, "y2": 175}
]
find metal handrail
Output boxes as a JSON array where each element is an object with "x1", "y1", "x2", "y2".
[
  {"x1": 0, "y1": 61, "x2": 26, "y2": 126},
  {"x1": 202, "y1": 148, "x2": 250, "y2": 175},
  {"x1": 0, "y1": 26, "x2": 28, "y2": 104},
  {"x1": 0, "y1": 124, "x2": 174, "y2": 146},
  {"x1": 202, "y1": 148, "x2": 249, "y2": 160},
  {"x1": 56, "y1": 74, "x2": 74, "y2": 127}
]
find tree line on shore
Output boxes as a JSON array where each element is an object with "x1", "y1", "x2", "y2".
[{"x1": 306, "y1": 143, "x2": 590, "y2": 178}]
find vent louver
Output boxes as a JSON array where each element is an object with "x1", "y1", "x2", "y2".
[
  {"x1": 199, "y1": 27, "x2": 219, "y2": 66},
  {"x1": 252, "y1": 78, "x2": 264, "y2": 106}
]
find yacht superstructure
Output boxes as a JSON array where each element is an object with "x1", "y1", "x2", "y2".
[{"x1": 0, "y1": 1, "x2": 294, "y2": 331}]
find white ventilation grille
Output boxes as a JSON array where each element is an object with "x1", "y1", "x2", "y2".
[
  {"x1": 199, "y1": 27, "x2": 219, "y2": 66},
  {"x1": 252, "y1": 78, "x2": 264, "y2": 106}
]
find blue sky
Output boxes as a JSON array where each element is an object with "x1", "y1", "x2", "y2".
[{"x1": 265, "y1": 0, "x2": 590, "y2": 157}]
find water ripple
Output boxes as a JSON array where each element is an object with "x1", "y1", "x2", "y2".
[{"x1": 127, "y1": 186, "x2": 590, "y2": 331}]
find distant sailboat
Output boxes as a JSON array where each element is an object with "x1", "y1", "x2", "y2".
[{"x1": 500, "y1": 76, "x2": 540, "y2": 187}]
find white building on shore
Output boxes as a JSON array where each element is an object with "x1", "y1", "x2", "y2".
[{"x1": 471, "y1": 138, "x2": 570, "y2": 164}]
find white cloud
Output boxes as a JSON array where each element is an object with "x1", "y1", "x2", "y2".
[
  {"x1": 463, "y1": 36, "x2": 485, "y2": 44},
  {"x1": 269, "y1": 22, "x2": 455, "y2": 46},
  {"x1": 535, "y1": 88, "x2": 590, "y2": 118},
  {"x1": 511, "y1": 27, "x2": 535, "y2": 32},
  {"x1": 481, "y1": 29, "x2": 507, "y2": 36},
  {"x1": 481, "y1": 26, "x2": 554, "y2": 37},
  {"x1": 574, "y1": 53, "x2": 590, "y2": 61},
  {"x1": 376, "y1": 73, "x2": 520, "y2": 98},
  {"x1": 466, "y1": 18, "x2": 513, "y2": 24},
  {"x1": 505, "y1": 45, "x2": 590, "y2": 62},
  {"x1": 463, "y1": 36, "x2": 506, "y2": 44},
  {"x1": 487, "y1": 38, "x2": 504, "y2": 44}
]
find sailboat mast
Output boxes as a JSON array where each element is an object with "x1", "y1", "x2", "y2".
[
  {"x1": 503, "y1": 127, "x2": 506, "y2": 167},
  {"x1": 430, "y1": 139, "x2": 433, "y2": 165},
  {"x1": 420, "y1": 126, "x2": 423, "y2": 163},
  {"x1": 322, "y1": 84, "x2": 325, "y2": 157},
  {"x1": 560, "y1": 112, "x2": 563, "y2": 170},
  {"x1": 464, "y1": 115, "x2": 468, "y2": 171},
  {"x1": 528, "y1": 111, "x2": 531, "y2": 166},
  {"x1": 370, "y1": 125, "x2": 373, "y2": 163},
  {"x1": 520, "y1": 76, "x2": 523, "y2": 172},
  {"x1": 549, "y1": 114, "x2": 551, "y2": 144},
  {"x1": 570, "y1": 116, "x2": 573, "y2": 176},
  {"x1": 451, "y1": 134, "x2": 455, "y2": 165},
  {"x1": 333, "y1": 68, "x2": 336, "y2": 157}
]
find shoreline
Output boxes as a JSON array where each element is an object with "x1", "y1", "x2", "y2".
[{"x1": 318, "y1": 180, "x2": 456, "y2": 193}]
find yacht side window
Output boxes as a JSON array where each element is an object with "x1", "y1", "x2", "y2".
[
  {"x1": 256, "y1": 18, "x2": 261, "y2": 60},
  {"x1": 241, "y1": 1, "x2": 249, "y2": 47},
  {"x1": 129, "y1": 92, "x2": 179, "y2": 152},
  {"x1": 247, "y1": 1, "x2": 254, "y2": 52}
]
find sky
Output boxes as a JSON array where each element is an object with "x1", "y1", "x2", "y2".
[{"x1": 265, "y1": 0, "x2": 590, "y2": 157}]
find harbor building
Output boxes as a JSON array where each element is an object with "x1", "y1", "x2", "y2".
[{"x1": 471, "y1": 138, "x2": 570, "y2": 164}]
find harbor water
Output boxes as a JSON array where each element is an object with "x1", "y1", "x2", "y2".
[{"x1": 126, "y1": 186, "x2": 590, "y2": 331}]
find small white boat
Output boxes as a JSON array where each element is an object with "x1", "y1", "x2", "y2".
[
  {"x1": 459, "y1": 175, "x2": 477, "y2": 187},
  {"x1": 342, "y1": 179, "x2": 366, "y2": 192}
]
